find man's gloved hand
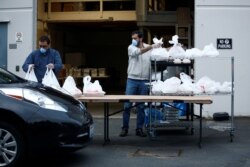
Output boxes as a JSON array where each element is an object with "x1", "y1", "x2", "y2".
[
  {"x1": 152, "y1": 43, "x2": 162, "y2": 48},
  {"x1": 47, "y1": 63, "x2": 54, "y2": 69}
]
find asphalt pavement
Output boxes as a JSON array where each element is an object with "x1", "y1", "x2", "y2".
[{"x1": 27, "y1": 116, "x2": 250, "y2": 167}]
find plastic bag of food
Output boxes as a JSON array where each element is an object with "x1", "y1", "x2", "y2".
[
  {"x1": 25, "y1": 66, "x2": 38, "y2": 82},
  {"x1": 83, "y1": 75, "x2": 105, "y2": 96},
  {"x1": 42, "y1": 68, "x2": 61, "y2": 89},
  {"x1": 62, "y1": 76, "x2": 82, "y2": 97},
  {"x1": 168, "y1": 35, "x2": 186, "y2": 58}
]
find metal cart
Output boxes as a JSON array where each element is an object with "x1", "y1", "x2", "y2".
[
  {"x1": 147, "y1": 56, "x2": 235, "y2": 142},
  {"x1": 147, "y1": 59, "x2": 195, "y2": 139},
  {"x1": 202, "y1": 56, "x2": 235, "y2": 142}
]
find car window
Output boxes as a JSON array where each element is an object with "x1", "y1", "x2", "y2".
[{"x1": 0, "y1": 68, "x2": 26, "y2": 84}]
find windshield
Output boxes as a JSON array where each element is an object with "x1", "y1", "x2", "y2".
[{"x1": 0, "y1": 68, "x2": 26, "y2": 84}]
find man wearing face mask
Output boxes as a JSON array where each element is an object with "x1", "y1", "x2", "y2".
[
  {"x1": 22, "y1": 35, "x2": 63, "y2": 83},
  {"x1": 120, "y1": 30, "x2": 161, "y2": 137}
]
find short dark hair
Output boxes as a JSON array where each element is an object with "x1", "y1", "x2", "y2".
[
  {"x1": 39, "y1": 35, "x2": 50, "y2": 44},
  {"x1": 132, "y1": 30, "x2": 143, "y2": 38}
]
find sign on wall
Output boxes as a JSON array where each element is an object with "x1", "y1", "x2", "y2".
[
  {"x1": 217, "y1": 38, "x2": 232, "y2": 49},
  {"x1": 15, "y1": 32, "x2": 23, "y2": 42}
]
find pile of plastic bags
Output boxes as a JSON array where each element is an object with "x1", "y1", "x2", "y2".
[
  {"x1": 25, "y1": 67, "x2": 106, "y2": 97},
  {"x1": 25, "y1": 67, "x2": 82, "y2": 97},
  {"x1": 150, "y1": 35, "x2": 220, "y2": 61},
  {"x1": 151, "y1": 72, "x2": 232, "y2": 95}
]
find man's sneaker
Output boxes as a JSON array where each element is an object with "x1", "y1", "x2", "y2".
[
  {"x1": 136, "y1": 128, "x2": 147, "y2": 137},
  {"x1": 119, "y1": 128, "x2": 128, "y2": 137}
]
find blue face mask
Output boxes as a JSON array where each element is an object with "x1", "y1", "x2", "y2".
[
  {"x1": 132, "y1": 39, "x2": 138, "y2": 46},
  {"x1": 40, "y1": 48, "x2": 47, "y2": 54}
]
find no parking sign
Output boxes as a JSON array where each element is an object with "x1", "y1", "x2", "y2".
[{"x1": 217, "y1": 38, "x2": 232, "y2": 49}]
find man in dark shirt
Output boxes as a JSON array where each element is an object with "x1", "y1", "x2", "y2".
[{"x1": 22, "y1": 35, "x2": 63, "y2": 83}]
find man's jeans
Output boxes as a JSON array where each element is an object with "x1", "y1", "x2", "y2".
[{"x1": 122, "y1": 78, "x2": 149, "y2": 130}]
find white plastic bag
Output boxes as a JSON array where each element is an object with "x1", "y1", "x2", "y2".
[
  {"x1": 42, "y1": 68, "x2": 61, "y2": 89},
  {"x1": 62, "y1": 76, "x2": 82, "y2": 97},
  {"x1": 25, "y1": 66, "x2": 38, "y2": 82},
  {"x1": 153, "y1": 37, "x2": 163, "y2": 45},
  {"x1": 202, "y1": 43, "x2": 219, "y2": 57},
  {"x1": 180, "y1": 72, "x2": 193, "y2": 84},
  {"x1": 151, "y1": 37, "x2": 170, "y2": 60},
  {"x1": 151, "y1": 48, "x2": 170, "y2": 60},
  {"x1": 178, "y1": 72, "x2": 194, "y2": 94},
  {"x1": 83, "y1": 75, "x2": 105, "y2": 96},
  {"x1": 195, "y1": 76, "x2": 220, "y2": 94},
  {"x1": 185, "y1": 48, "x2": 203, "y2": 58},
  {"x1": 151, "y1": 80, "x2": 164, "y2": 95},
  {"x1": 168, "y1": 35, "x2": 186, "y2": 58},
  {"x1": 168, "y1": 44, "x2": 186, "y2": 58},
  {"x1": 161, "y1": 77, "x2": 181, "y2": 94}
]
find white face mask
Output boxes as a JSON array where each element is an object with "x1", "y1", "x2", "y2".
[
  {"x1": 132, "y1": 39, "x2": 138, "y2": 46},
  {"x1": 40, "y1": 48, "x2": 47, "y2": 54}
]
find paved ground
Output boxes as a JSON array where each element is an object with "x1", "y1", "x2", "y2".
[{"x1": 27, "y1": 116, "x2": 250, "y2": 167}]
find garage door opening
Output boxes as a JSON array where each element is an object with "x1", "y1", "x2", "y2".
[
  {"x1": 47, "y1": 22, "x2": 190, "y2": 94},
  {"x1": 47, "y1": 22, "x2": 138, "y2": 93}
]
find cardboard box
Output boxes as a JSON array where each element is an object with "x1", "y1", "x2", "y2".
[
  {"x1": 74, "y1": 69, "x2": 82, "y2": 78},
  {"x1": 51, "y1": 3, "x2": 62, "y2": 12},
  {"x1": 63, "y1": 3, "x2": 74, "y2": 12},
  {"x1": 91, "y1": 68, "x2": 98, "y2": 77},
  {"x1": 98, "y1": 68, "x2": 106, "y2": 76},
  {"x1": 63, "y1": 64, "x2": 72, "y2": 70},
  {"x1": 82, "y1": 68, "x2": 90, "y2": 77},
  {"x1": 58, "y1": 68, "x2": 66, "y2": 78},
  {"x1": 68, "y1": 68, "x2": 74, "y2": 76}
]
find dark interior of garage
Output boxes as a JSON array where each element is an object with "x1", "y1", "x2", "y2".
[
  {"x1": 48, "y1": 22, "x2": 177, "y2": 93},
  {"x1": 44, "y1": 0, "x2": 194, "y2": 94}
]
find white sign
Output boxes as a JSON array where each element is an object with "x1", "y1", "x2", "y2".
[{"x1": 16, "y1": 32, "x2": 23, "y2": 42}]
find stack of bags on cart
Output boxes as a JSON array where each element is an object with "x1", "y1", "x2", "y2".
[
  {"x1": 150, "y1": 35, "x2": 220, "y2": 61},
  {"x1": 151, "y1": 72, "x2": 232, "y2": 95}
]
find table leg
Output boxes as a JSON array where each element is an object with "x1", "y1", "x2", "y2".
[
  {"x1": 199, "y1": 104, "x2": 203, "y2": 148},
  {"x1": 104, "y1": 102, "x2": 110, "y2": 145},
  {"x1": 106, "y1": 102, "x2": 110, "y2": 142}
]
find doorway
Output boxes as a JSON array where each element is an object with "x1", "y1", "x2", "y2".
[{"x1": 0, "y1": 23, "x2": 7, "y2": 69}]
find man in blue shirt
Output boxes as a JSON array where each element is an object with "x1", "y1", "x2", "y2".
[{"x1": 22, "y1": 35, "x2": 63, "y2": 83}]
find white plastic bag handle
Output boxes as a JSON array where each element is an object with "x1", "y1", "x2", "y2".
[
  {"x1": 42, "y1": 68, "x2": 60, "y2": 88},
  {"x1": 25, "y1": 66, "x2": 38, "y2": 82}
]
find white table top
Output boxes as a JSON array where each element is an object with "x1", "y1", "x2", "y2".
[{"x1": 77, "y1": 95, "x2": 212, "y2": 104}]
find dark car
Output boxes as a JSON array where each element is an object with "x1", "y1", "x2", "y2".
[{"x1": 0, "y1": 68, "x2": 94, "y2": 167}]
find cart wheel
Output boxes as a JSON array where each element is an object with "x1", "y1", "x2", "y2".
[
  {"x1": 145, "y1": 126, "x2": 150, "y2": 135},
  {"x1": 190, "y1": 128, "x2": 194, "y2": 135},
  {"x1": 198, "y1": 142, "x2": 202, "y2": 148},
  {"x1": 230, "y1": 132, "x2": 234, "y2": 142},
  {"x1": 149, "y1": 130, "x2": 156, "y2": 141}
]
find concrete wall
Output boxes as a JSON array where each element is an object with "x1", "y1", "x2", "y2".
[
  {"x1": 0, "y1": 0, "x2": 36, "y2": 77},
  {"x1": 195, "y1": 0, "x2": 250, "y2": 116}
]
